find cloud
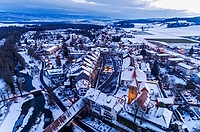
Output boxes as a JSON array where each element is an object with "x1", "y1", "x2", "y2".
[{"x1": 0, "y1": 0, "x2": 198, "y2": 19}]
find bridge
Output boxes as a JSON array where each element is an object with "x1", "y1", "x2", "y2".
[{"x1": 43, "y1": 98, "x2": 85, "y2": 132}]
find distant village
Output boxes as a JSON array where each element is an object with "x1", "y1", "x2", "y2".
[{"x1": 0, "y1": 23, "x2": 200, "y2": 132}]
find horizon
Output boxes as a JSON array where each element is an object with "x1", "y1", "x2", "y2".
[{"x1": 0, "y1": 0, "x2": 199, "y2": 19}]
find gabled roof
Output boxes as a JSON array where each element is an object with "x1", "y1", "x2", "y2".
[
  {"x1": 76, "y1": 70, "x2": 90, "y2": 82},
  {"x1": 178, "y1": 62, "x2": 195, "y2": 70},
  {"x1": 135, "y1": 69, "x2": 147, "y2": 82},
  {"x1": 84, "y1": 88, "x2": 100, "y2": 102},
  {"x1": 122, "y1": 53, "x2": 131, "y2": 59},
  {"x1": 130, "y1": 78, "x2": 139, "y2": 87},
  {"x1": 137, "y1": 91, "x2": 150, "y2": 110},
  {"x1": 103, "y1": 96, "x2": 118, "y2": 109},
  {"x1": 86, "y1": 54, "x2": 97, "y2": 62},
  {"x1": 155, "y1": 107, "x2": 173, "y2": 128},
  {"x1": 95, "y1": 92, "x2": 107, "y2": 106},
  {"x1": 121, "y1": 67, "x2": 147, "y2": 82},
  {"x1": 140, "y1": 62, "x2": 151, "y2": 72},
  {"x1": 84, "y1": 57, "x2": 93, "y2": 65},
  {"x1": 157, "y1": 98, "x2": 174, "y2": 105},
  {"x1": 139, "y1": 82, "x2": 150, "y2": 93},
  {"x1": 122, "y1": 57, "x2": 131, "y2": 70},
  {"x1": 76, "y1": 79, "x2": 91, "y2": 89},
  {"x1": 83, "y1": 61, "x2": 94, "y2": 69}
]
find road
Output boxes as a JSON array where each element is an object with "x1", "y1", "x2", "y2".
[
  {"x1": 40, "y1": 61, "x2": 67, "y2": 112},
  {"x1": 97, "y1": 54, "x2": 120, "y2": 94}
]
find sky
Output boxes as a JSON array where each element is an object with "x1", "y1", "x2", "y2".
[{"x1": 0, "y1": 0, "x2": 199, "y2": 19}]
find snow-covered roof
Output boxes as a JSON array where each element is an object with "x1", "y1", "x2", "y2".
[
  {"x1": 113, "y1": 103, "x2": 122, "y2": 113},
  {"x1": 168, "y1": 58, "x2": 184, "y2": 62},
  {"x1": 121, "y1": 67, "x2": 147, "y2": 82},
  {"x1": 135, "y1": 69, "x2": 147, "y2": 82},
  {"x1": 137, "y1": 91, "x2": 150, "y2": 110},
  {"x1": 64, "y1": 81, "x2": 70, "y2": 86},
  {"x1": 140, "y1": 62, "x2": 151, "y2": 72},
  {"x1": 122, "y1": 57, "x2": 131, "y2": 70},
  {"x1": 76, "y1": 70, "x2": 91, "y2": 81},
  {"x1": 46, "y1": 68, "x2": 63, "y2": 76},
  {"x1": 121, "y1": 38, "x2": 142, "y2": 44},
  {"x1": 80, "y1": 65, "x2": 93, "y2": 73},
  {"x1": 83, "y1": 57, "x2": 93, "y2": 64},
  {"x1": 70, "y1": 64, "x2": 81, "y2": 73},
  {"x1": 130, "y1": 78, "x2": 138, "y2": 87},
  {"x1": 178, "y1": 62, "x2": 195, "y2": 70},
  {"x1": 157, "y1": 98, "x2": 174, "y2": 105},
  {"x1": 103, "y1": 96, "x2": 118, "y2": 109},
  {"x1": 146, "y1": 50, "x2": 157, "y2": 54},
  {"x1": 95, "y1": 92, "x2": 107, "y2": 106},
  {"x1": 121, "y1": 68, "x2": 134, "y2": 81},
  {"x1": 46, "y1": 45, "x2": 57, "y2": 52},
  {"x1": 86, "y1": 88, "x2": 120, "y2": 110},
  {"x1": 154, "y1": 107, "x2": 173, "y2": 128},
  {"x1": 156, "y1": 53, "x2": 170, "y2": 57},
  {"x1": 84, "y1": 88, "x2": 100, "y2": 102},
  {"x1": 83, "y1": 61, "x2": 94, "y2": 69},
  {"x1": 76, "y1": 79, "x2": 91, "y2": 89},
  {"x1": 139, "y1": 82, "x2": 150, "y2": 93},
  {"x1": 86, "y1": 54, "x2": 97, "y2": 62}
]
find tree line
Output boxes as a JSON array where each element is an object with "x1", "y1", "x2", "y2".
[{"x1": 0, "y1": 26, "x2": 27, "y2": 93}]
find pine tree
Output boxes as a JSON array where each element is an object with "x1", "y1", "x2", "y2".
[
  {"x1": 55, "y1": 56, "x2": 61, "y2": 67},
  {"x1": 151, "y1": 60, "x2": 160, "y2": 77},
  {"x1": 140, "y1": 48, "x2": 147, "y2": 56},
  {"x1": 188, "y1": 46, "x2": 194, "y2": 55}
]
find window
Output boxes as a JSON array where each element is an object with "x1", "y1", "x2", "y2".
[{"x1": 103, "y1": 106, "x2": 111, "y2": 111}]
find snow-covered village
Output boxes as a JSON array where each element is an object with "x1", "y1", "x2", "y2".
[{"x1": 0, "y1": 20, "x2": 200, "y2": 132}]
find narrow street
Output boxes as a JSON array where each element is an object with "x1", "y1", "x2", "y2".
[{"x1": 97, "y1": 53, "x2": 120, "y2": 95}]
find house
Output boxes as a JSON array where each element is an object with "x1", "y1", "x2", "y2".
[
  {"x1": 46, "y1": 45, "x2": 58, "y2": 55},
  {"x1": 167, "y1": 58, "x2": 184, "y2": 66},
  {"x1": 153, "y1": 107, "x2": 173, "y2": 128},
  {"x1": 177, "y1": 62, "x2": 197, "y2": 75},
  {"x1": 69, "y1": 50, "x2": 100, "y2": 91},
  {"x1": 156, "y1": 98, "x2": 174, "y2": 107},
  {"x1": 84, "y1": 88, "x2": 123, "y2": 121},
  {"x1": 139, "y1": 82, "x2": 150, "y2": 93},
  {"x1": 140, "y1": 61, "x2": 151, "y2": 78},
  {"x1": 69, "y1": 52, "x2": 85, "y2": 59},
  {"x1": 45, "y1": 68, "x2": 64, "y2": 79},
  {"x1": 156, "y1": 53, "x2": 170, "y2": 62},
  {"x1": 75, "y1": 79, "x2": 91, "y2": 96}
]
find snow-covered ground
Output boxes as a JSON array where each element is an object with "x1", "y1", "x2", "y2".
[{"x1": 0, "y1": 96, "x2": 34, "y2": 132}]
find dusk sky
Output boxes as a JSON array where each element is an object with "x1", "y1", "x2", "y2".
[{"x1": 0, "y1": 0, "x2": 199, "y2": 19}]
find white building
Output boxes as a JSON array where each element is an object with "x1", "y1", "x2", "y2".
[
  {"x1": 75, "y1": 79, "x2": 91, "y2": 96},
  {"x1": 46, "y1": 45, "x2": 58, "y2": 55},
  {"x1": 84, "y1": 88, "x2": 123, "y2": 121},
  {"x1": 45, "y1": 68, "x2": 64, "y2": 79},
  {"x1": 177, "y1": 62, "x2": 197, "y2": 75}
]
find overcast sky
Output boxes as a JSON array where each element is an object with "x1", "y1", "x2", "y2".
[{"x1": 0, "y1": 0, "x2": 199, "y2": 19}]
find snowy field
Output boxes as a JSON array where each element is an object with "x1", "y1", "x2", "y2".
[{"x1": 124, "y1": 25, "x2": 200, "y2": 43}]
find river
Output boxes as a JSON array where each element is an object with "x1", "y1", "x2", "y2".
[{"x1": 12, "y1": 73, "x2": 53, "y2": 132}]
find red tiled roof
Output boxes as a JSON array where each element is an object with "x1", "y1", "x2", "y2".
[{"x1": 137, "y1": 91, "x2": 148, "y2": 110}]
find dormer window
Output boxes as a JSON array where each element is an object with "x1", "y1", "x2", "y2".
[
  {"x1": 89, "y1": 94, "x2": 94, "y2": 97},
  {"x1": 106, "y1": 99, "x2": 111, "y2": 103}
]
